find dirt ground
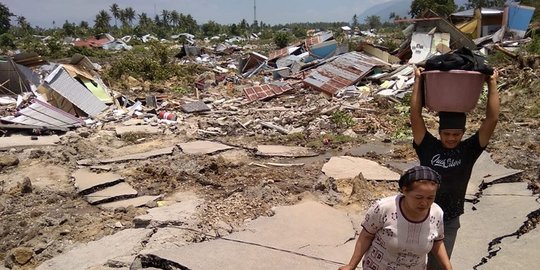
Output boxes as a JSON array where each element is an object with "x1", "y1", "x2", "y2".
[{"x1": 0, "y1": 61, "x2": 538, "y2": 269}]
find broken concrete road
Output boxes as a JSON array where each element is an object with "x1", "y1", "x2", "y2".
[
  {"x1": 140, "y1": 200, "x2": 357, "y2": 269},
  {"x1": 452, "y1": 181, "x2": 539, "y2": 269}
]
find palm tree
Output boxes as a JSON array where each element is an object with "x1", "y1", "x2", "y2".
[
  {"x1": 138, "y1": 12, "x2": 152, "y2": 33},
  {"x1": 124, "y1": 7, "x2": 136, "y2": 27},
  {"x1": 118, "y1": 9, "x2": 127, "y2": 28},
  {"x1": 94, "y1": 9, "x2": 111, "y2": 33},
  {"x1": 16, "y1": 16, "x2": 31, "y2": 35},
  {"x1": 110, "y1": 3, "x2": 120, "y2": 28},
  {"x1": 161, "y1": 10, "x2": 170, "y2": 27},
  {"x1": 170, "y1": 10, "x2": 180, "y2": 29}
]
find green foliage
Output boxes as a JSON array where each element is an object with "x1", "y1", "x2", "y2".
[
  {"x1": 465, "y1": 0, "x2": 505, "y2": 9},
  {"x1": 331, "y1": 110, "x2": 356, "y2": 128},
  {"x1": 0, "y1": 33, "x2": 15, "y2": 50},
  {"x1": 523, "y1": 33, "x2": 540, "y2": 55},
  {"x1": 365, "y1": 15, "x2": 382, "y2": 30},
  {"x1": 16, "y1": 36, "x2": 48, "y2": 56},
  {"x1": 273, "y1": 31, "x2": 291, "y2": 48},
  {"x1": 292, "y1": 26, "x2": 306, "y2": 38},
  {"x1": 0, "y1": 3, "x2": 12, "y2": 34},
  {"x1": 306, "y1": 133, "x2": 357, "y2": 149},
  {"x1": 172, "y1": 86, "x2": 191, "y2": 95},
  {"x1": 201, "y1": 20, "x2": 222, "y2": 37},
  {"x1": 104, "y1": 42, "x2": 201, "y2": 83},
  {"x1": 66, "y1": 45, "x2": 112, "y2": 58},
  {"x1": 486, "y1": 51, "x2": 512, "y2": 66},
  {"x1": 410, "y1": 0, "x2": 456, "y2": 18}
]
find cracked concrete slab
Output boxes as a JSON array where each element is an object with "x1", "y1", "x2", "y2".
[
  {"x1": 84, "y1": 182, "x2": 137, "y2": 205},
  {"x1": 134, "y1": 197, "x2": 203, "y2": 227},
  {"x1": 255, "y1": 145, "x2": 318, "y2": 157},
  {"x1": 178, "y1": 140, "x2": 233, "y2": 155},
  {"x1": 77, "y1": 146, "x2": 175, "y2": 165},
  {"x1": 141, "y1": 200, "x2": 357, "y2": 269},
  {"x1": 482, "y1": 182, "x2": 532, "y2": 196},
  {"x1": 0, "y1": 135, "x2": 60, "y2": 150},
  {"x1": 36, "y1": 228, "x2": 152, "y2": 270},
  {"x1": 143, "y1": 238, "x2": 349, "y2": 270},
  {"x1": 98, "y1": 146, "x2": 175, "y2": 164},
  {"x1": 322, "y1": 156, "x2": 400, "y2": 181},
  {"x1": 385, "y1": 160, "x2": 418, "y2": 174},
  {"x1": 452, "y1": 194, "x2": 539, "y2": 269},
  {"x1": 98, "y1": 195, "x2": 162, "y2": 210},
  {"x1": 72, "y1": 169, "x2": 124, "y2": 194},
  {"x1": 467, "y1": 151, "x2": 523, "y2": 197},
  {"x1": 115, "y1": 125, "x2": 161, "y2": 137},
  {"x1": 143, "y1": 227, "x2": 191, "y2": 251},
  {"x1": 476, "y1": 226, "x2": 540, "y2": 270}
]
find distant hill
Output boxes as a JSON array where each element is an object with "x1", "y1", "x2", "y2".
[
  {"x1": 357, "y1": 0, "x2": 411, "y2": 22},
  {"x1": 357, "y1": 0, "x2": 470, "y2": 22}
]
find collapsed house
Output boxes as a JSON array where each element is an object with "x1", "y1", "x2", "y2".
[{"x1": 0, "y1": 53, "x2": 111, "y2": 132}]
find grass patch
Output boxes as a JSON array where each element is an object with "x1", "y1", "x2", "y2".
[{"x1": 331, "y1": 110, "x2": 356, "y2": 128}]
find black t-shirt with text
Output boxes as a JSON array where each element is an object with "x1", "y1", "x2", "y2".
[{"x1": 413, "y1": 131, "x2": 485, "y2": 221}]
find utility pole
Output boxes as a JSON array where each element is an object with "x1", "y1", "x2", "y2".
[{"x1": 254, "y1": 0, "x2": 257, "y2": 26}]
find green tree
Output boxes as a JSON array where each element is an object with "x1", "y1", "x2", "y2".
[
  {"x1": 110, "y1": 3, "x2": 120, "y2": 28},
  {"x1": 124, "y1": 7, "x2": 136, "y2": 28},
  {"x1": 201, "y1": 20, "x2": 221, "y2": 37},
  {"x1": 161, "y1": 10, "x2": 170, "y2": 28},
  {"x1": 274, "y1": 31, "x2": 290, "y2": 48},
  {"x1": 0, "y1": 3, "x2": 13, "y2": 34},
  {"x1": 183, "y1": 14, "x2": 198, "y2": 34},
  {"x1": 170, "y1": 10, "x2": 180, "y2": 29},
  {"x1": 80, "y1": 21, "x2": 89, "y2": 29},
  {"x1": 365, "y1": 15, "x2": 382, "y2": 30},
  {"x1": 352, "y1": 14, "x2": 359, "y2": 28},
  {"x1": 16, "y1": 16, "x2": 32, "y2": 36},
  {"x1": 410, "y1": 0, "x2": 456, "y2": 18},
  {"x1": 62, "y1": 20, "x2": 76, "y2": 36},
  {"x1": 229, "y1": 23, "x2": 239, "y2": 36},
  {"x1": 0, "y1": 33, "x2": 15, "y2": 50},
  {"x1": 466, "y1": 0, "x2": 505, "y2": 8},
  {"x1": 239, "y1": 19, "x2": 248, "y2": 32},
  {"x1": 137, "y1": 12, "x2": 153, "y2": 34},
  {"x1": 94, "y1": 10, "x2": 111, "y2": 33}
]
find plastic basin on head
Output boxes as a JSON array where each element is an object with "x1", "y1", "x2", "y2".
[{"x1": 422, "y1": 70, "x2": 485, "y2": 113}]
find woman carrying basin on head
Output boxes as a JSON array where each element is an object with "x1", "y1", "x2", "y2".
[{"x1": 339, "y1": 166, "x2": 452, "y2": 270}]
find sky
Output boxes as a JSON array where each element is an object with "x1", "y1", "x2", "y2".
[{"x1": 2, "y1": 0, "x2": 396, "y2": 28}]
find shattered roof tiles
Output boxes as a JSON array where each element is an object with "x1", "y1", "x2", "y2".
[
  {"x1": 303, "y1": 51, "x2": 388, "y2": 95},
  {"x1": 243, "y1": 83, "x2": 293, "y2": 102}
]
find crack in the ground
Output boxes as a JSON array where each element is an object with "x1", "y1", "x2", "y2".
[
  {"x1": 473, "y1": 207, "x2": 540, "y2": 269},
  {"x1": 131, "y1": 253, "x2": 191, "y2": 270},
  {"x1": 469, "y1": 175, "x2": 539, "y2": 269}
]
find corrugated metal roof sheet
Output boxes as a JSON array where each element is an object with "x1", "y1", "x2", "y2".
[
  {"x1": 303, "y1": 51, "x2": 389, "y2": 95},
  {"x1": 2, "y1": 99, "x2": 84, "y2": 129},
  {"x1": 44, "y1": 66, "x2": 107, "y2": 117},
  {"x1": 243, "y1": 82, "x2": 293, "y2": 102}
]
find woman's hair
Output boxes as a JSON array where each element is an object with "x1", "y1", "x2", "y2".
[{"x1": 398, "y1": 166, "x2": 441, "y2": 189}]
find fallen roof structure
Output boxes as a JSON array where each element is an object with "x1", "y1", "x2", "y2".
[
  {"x1": 303, "y1": 51, "x2": 389, "y2": 96},
  {"x1": 43, "y1": 65, "x2": 107, "y2": 117},
  {"x1": 1, "y1": 99, "x2": 84, "y2": 130}
]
